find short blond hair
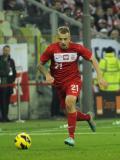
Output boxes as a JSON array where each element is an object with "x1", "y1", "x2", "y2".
[{"x1": 57, "y1": 26, "x2": 70, "y2": 34}]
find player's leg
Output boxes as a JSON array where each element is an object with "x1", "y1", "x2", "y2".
[
  {"x1": 76, "y1": 106, "x2": 90, "y2": 121},
  {"x1": 64, "y1": 95, "x2": 77, "y2": 146},
  {"x1": 76, "y1": 107, "x2": 96, "y2": 132},
  {"x1": 65, "y1": 95, "x2": 77, "y2": 139},
  {"x1": 56, "y1": 85, "x2": 77, "y2": 146},
  {"x1": 66, "y1": 81, "x2": 96, "y2": 131},
  {"x1": 64, "y1": 81, "x2": 82, "y2": 146},
  {"x1": 86, "y1": 111, "x2": 96, "y2": 132}
]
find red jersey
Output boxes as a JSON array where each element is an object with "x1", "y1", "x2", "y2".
[{"x1": 40, "y1": 42, "x2": 92, "y2": 86}]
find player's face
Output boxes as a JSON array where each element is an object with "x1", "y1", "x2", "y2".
[{"x1": 58, "y1": 32, "x2": 71, "y2": 50}]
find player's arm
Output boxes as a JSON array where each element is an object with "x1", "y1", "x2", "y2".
[
  {"x1": 78, "y1": 44, "x2": 107, "y2": 88},
  {"x1": 37, "y1": 62, "x2": 54, "y2": 84},
  {"x1": 90, "y1": 55, "x2": 108, "y2": 88},
  {"x1": 37, "y1": 45, "x2": 54, "y2": 84}
]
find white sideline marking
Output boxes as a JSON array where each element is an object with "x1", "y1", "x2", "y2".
[
  {"x1": 0, "y1": 132, "x2": 120, "y2": 136},
  {"x1": 0, "y1": 123, "x2": 119, "y2": 136}
]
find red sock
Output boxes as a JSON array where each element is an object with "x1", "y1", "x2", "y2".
[
  {"x1": 77, "y1": 111, "x2": 90, "y2": 121},
  {"x1": 67, "y1": 112, "x2": 77, "y2": 139}
]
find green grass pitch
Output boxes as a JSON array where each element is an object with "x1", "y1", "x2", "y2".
[{"x1": 0, "y1": 118, "x2": 120, "y2": 160}]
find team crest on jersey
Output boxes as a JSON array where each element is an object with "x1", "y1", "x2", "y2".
[
  {"x1": 54, "y1": 53, "x2": 77, "y2": 62},
  {"x1": 63, "y1": 55, "x2": 69, "y2": 60}
]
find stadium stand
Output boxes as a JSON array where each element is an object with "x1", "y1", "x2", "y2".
[{"x1": 19, "y1": 0, "x2": 120, "y2": 41}]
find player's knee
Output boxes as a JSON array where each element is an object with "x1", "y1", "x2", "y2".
[{"x1": 65, "y1": 96, "x2": 76, "y2": 109}]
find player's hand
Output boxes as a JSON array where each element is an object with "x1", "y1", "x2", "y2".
[
  {"x1": 98, "y1": 77, "x2": 108, "y2": 89},
  {"x1": 45, "y1": 73, "x2": 54, "y2": 84}
]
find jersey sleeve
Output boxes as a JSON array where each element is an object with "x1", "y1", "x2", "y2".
[
  {"x1": 77, "y1": 44, "x2": 92, "y2": 60},
  {"x1": 40, "y1": 45, "x2": 52, "y2": 64}
]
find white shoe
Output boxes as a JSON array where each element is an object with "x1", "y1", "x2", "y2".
[{"x1": 64, "y1": 137, "x2": 75, "y2": 146}]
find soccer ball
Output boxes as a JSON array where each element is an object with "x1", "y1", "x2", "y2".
[{"x1": 14, "y1": 132, "x2": 31, "y2": 149}]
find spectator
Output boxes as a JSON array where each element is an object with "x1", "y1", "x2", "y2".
[
  {"x1": 104, "y1": 6, "x2": 114, "y2": 31},
  {"x1": 97, "y1": 18, "x2": 107, "y2": 31},
  {"x1": 52, "y1": 0, "x2": 62, "y2": 12},
  {"x1": 109, "y1": 29, "x2": 120, "y2": 42},
  {"x1": 3, "y1": 0, "x2": 25, "y2": 11},
  {"x1": 99, "y1": 28, "x2": 109, "y2": 39},
  {"x1": 93, "y1": 7, "x2": 105, "y2": 29},
  {"x1": 0, "y1": 45, "x2": 16, "y2": 122},
  {"x1": 16, "y1": 0, "x2": 26, "y2": 11},
  {"x1": 3, "y1": 0, "x2": 16, "y2": 10}
]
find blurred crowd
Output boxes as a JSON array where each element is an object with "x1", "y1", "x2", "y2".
[{"x1": 2, "y1": 0, "x2": 120, "y2": 42}]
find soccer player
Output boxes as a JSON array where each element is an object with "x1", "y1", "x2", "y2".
[{"x1": 37, "y1": 26, "x2": 108, "y2": 146}]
